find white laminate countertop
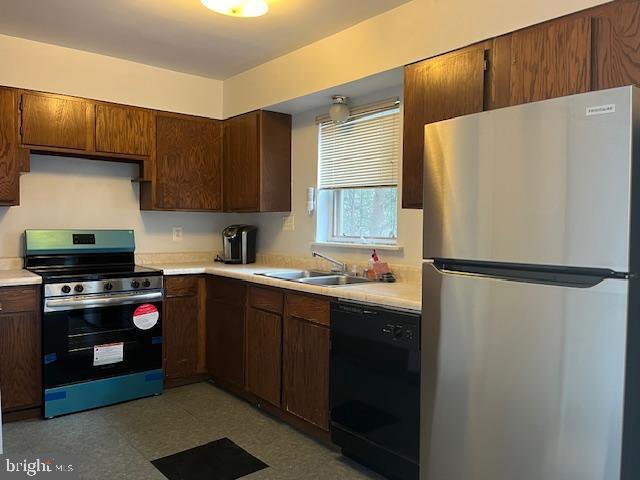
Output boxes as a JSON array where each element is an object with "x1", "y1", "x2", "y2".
[
  {"x1": 0, "y1": 269, "x2": 42, "y2": 288},
  {"x1": 0, "y1": 263, "x2": 422, "y2": 311},
  {"x1": 156, "y1": 262, "x2": 422, "y2": 311}
]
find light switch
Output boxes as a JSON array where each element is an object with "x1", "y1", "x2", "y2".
[{"x1": 172, "y1": 227, "x2": 183, "y2": 241}]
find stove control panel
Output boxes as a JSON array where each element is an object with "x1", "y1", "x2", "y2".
[{"x1": 45, "y1": 276, "x2": 163, "y2": 298}]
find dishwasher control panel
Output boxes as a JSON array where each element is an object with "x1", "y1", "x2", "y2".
[
  {"x1": 382, "y1": 323, "x2": 416, "y2": 341},
  {"x1": 331, "y1": 300, "x2": 420, "y2": 349}
]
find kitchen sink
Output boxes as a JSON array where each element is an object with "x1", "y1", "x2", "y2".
[
  {"x1": 258, "y1": 270, "x2": 332, "y2": 280},
  {"x1": 296, "y1": 275, "x2": 371, "y2": 286},
  {"x1": 256, "y1": 270, "x2": 372, "y2": 286}
]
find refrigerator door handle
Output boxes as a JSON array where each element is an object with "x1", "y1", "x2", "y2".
[{"x1": 430, "y1": 258, "x2": 629, "y2": 288}]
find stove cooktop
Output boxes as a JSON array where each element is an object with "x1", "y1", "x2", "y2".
[{"x1": 28, "y1": 264, "x2": 163, "y2": 284}]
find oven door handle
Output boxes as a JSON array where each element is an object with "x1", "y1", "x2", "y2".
[{"x1": 44, "y1": 291, "x2": 163, "y2": 312}]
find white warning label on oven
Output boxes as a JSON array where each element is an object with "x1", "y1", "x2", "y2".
[
  {"x1": 94, "y1": 342, "x2": 124, "y2": 366},
  {"x1": 133, "y1": 304, "x2": 159, "y2": 330}
]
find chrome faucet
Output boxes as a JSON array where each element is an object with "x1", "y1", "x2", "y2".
[{"x1": 312, "y1": 251, "x2": 347, "y2": 274}]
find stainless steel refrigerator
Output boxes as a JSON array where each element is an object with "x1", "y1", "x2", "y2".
[{"x1": 421, "y1": 86, "x2": 640, "y2": 480}]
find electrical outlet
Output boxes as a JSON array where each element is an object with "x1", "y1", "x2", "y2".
[
  {"x1": 172, "y1": 227, "x2": 183, "y2": 241},
  {"x1": 282, "y1": 215, "x2": 295, "y2": 232}
]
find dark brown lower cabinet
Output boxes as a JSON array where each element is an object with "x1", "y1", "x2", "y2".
[
  {"x1": 246, "y1": 307, "x2": 282, "y2": 407},
  {"x1": 164, "y1": 276, "x2": 201, "y2": 381},
  {"x1": 0, "y1": 286, "x2": 41, "y2": 414},
  {"x1": 164, "y1": 276, "x2": 332, "y2": 439},
  {"x1": 283, "y1": 294, "x2": 330, "y2": 431},
  {"x1": 206, "y1": 276, "x2": 246, "y2": 390}
]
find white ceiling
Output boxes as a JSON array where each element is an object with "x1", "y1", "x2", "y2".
[{"x1": 0, "y1": 0, "x2": 411, "y2": 79}]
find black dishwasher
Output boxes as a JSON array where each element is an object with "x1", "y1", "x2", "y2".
[{"x1": 330, "y1": 300, "x2": 420, "y2": 480}]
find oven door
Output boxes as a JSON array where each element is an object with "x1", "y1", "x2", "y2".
[{"x1": 43, "y1": 290, "x2": 163, "y2": 388}]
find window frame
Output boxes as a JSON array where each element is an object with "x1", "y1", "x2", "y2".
[{"x1": 316, "y1": 101, "x2": 401, "y2": 248}]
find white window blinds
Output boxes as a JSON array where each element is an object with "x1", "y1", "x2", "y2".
[{"x1": 318, "y1": 106, "x2": 400, "y2": 190}]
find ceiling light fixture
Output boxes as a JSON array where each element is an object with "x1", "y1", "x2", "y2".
[
  {"x1": 200, "y1": 0, "x2": 269, "y2": 17},
  {"x1": 329, "y1": 96, "x2": 350, "y2": 124}
]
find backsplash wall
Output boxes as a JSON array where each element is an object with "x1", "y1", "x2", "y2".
[{"x1": 0, "y1": 154, "x2": 238, "y2": 258}]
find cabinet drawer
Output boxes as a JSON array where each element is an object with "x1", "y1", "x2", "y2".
[
  {"x1": 207, "y1": 276, "x2": 246, "y2": 305},
  {"x1": 285, "y1": 293, "x2": 329, "y2": 327},
  {"x1": 248, "y1": 286, "x2": 283, "y2": 314},
  {"x1": 164, "y1": 276, "x2": 199, "y2": 297},
  {"x1": 0, "y1": 286, "x2": 38, "y2": 313}
]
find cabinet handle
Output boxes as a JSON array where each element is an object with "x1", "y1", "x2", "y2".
[{"x1": 0, "y1": 302, "x2": 3, "y2": 311}]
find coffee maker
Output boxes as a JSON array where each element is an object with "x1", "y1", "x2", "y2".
[{"x1": 222, "y1": 225, "x2": 257, "y2": 264}]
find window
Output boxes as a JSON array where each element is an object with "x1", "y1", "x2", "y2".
[{"x1": 316, "y1": 100, "x2": 400, "y2": 246}]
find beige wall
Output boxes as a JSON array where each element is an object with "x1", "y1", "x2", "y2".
[
  {"x1": 223, "y1": 0, "x2": 609, "y2": 116},
  {"x1": 0, "y1": 154, "x2": 237, "y2": 258},
  {"x1": 233, "y1": 86, "x2": 423, "y2": 267},
  {"x1": 0, "y1": 34, "x2": 223, "y2": 118}
]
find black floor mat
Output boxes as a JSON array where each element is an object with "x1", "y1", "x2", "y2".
[{"x1": 152, "y1": 437, "x2": 269, "y2": 480}]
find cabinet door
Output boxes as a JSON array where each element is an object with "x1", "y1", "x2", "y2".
[
  {"x1": 402, "y1": 46, "x2": 486, "y2": 209},
  {"x1": 259, "y1": 111, "x2": 292, "y2": 212},
  {"x1": 20, "y1": 93, "x2": 88, "y2": 150},
  {"x1": 0, "y1": 88, "x2": 19, "y2": 205},
  {"x1": 283, "y1": 315, "x2": 330, "y2": 430},
  {"x1": 223, "y1": 111, "x2": 260, "y2": 211},
  {"x1": 95, "y1": 104, "x2": 153, "y2": 156},
  {"x1": 156, "y1": 115, "x2": 222, "y2": 210},
  {"x1": 593, "y1": 0, "x2": 640, "y2": 90},
  {"x1": 509, "y1": 16, "x2": 591, "y2": 105},
  {"x1": 164, "y1": 295, "x2": 199, "y2": 379},
  {"x1": 207, "y1": 301, "x2": 245, "y2": 389},
  {"x1": 206, "y1": 277, "x2": 246, "y2": 389},
  {"x1": 0, "y1": 310, "x2": 41, "y2": 412},
  {"x1": 246, "y1": 307, "x2": 282, "y2": 407}
]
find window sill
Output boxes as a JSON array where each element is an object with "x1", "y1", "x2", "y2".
[{"x1": 310, "y1": 241, "x2": 404, "y2": 252}]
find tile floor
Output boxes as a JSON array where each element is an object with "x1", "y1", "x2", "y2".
[{"x1": 3, "y1": 382, "x2": 383, "y2": 480}]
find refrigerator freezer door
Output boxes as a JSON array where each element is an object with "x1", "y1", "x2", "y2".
[
  {"x1": 421, "y1": 263, "x2": 627, "y2": 480},
  {"x1": 423, "y1": 87, "x2": 637, "y2": 272}
]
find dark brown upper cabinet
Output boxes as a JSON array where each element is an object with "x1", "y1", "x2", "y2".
[
  {"x1": 402, "y1": 44, "x2": 487, "y2": 209},
  {"x1": 154, "y1": 113, "x2": 222, "y2": 211},
  {"x1": 508, "y1": 15, "x2": 592, "y2": 106},
  {"x1": 401, "y1": 11, "x2": 595, "y2": 209},
  {"x1": 0, "y1": 88, "x2": 19, "y2": 205},
  {"x1": 19, "y1": 92, "x2": 89, "y2": 151},
  {"x1": 95, "y1": 104, "x2": 154, "y2": 157},
  {"x1": 18, "y1": 91, "x2": 155, "y2": 160},
  {"x1": 592, "y1": 0, "x2": 640, "y2": 91},
  {"x1": 223, "y1": 110, "x2": 291, "y2": 212}
]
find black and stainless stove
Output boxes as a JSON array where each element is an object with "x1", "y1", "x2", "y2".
[{"x1": 25, "y1": 229, "x2": 164, "y2": 418}]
